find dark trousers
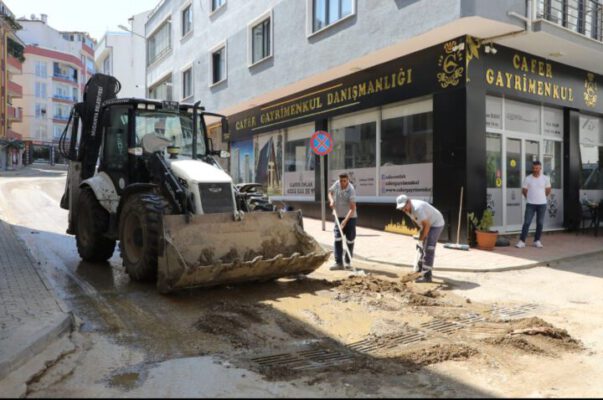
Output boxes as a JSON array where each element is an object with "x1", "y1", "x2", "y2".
[
  {"x1": 334, "y1": 217, "x2": 356, "y2": 265},
  {"x1": 422, "y1": 225, "x2": 444, "y2": 271},
  {"x1": 520, "y1": 203, "x2": 547, "y2": 242}
]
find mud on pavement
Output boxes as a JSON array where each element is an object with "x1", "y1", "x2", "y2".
[
  {"x1": 173, "y1": 272, "x2": 584, "y2": 383},
  {"x1": 32, "y1": 269, "x2": 584, "y2": 395}
]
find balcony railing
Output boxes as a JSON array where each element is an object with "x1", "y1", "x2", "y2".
[
  {"x1": 52, "y1": 73, "x2": 78, "y2": 83},
  {"x1": 53, "y1": 115, "x2": 70, "y2": 122},
  {"x1": 52, "y1": 94, "x2": 77, "y2": 102},
  {"x1": 537, "y1": 0, "x2": 603, "y2": 41}
]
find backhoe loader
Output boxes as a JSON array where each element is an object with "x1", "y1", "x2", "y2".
[{"x1": 59, "y1": 74, "x2": 328, "y2": 292}]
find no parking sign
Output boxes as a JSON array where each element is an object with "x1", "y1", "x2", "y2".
[{"x1": 310, "y1": 130, "x2": 334, "y2": 156}]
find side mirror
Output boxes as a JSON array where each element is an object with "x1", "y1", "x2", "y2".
[
  {"x1": 219, "y1": 150, "x2": 230, "y2": 158},
  {"x1": 221, "y1": 117, "x2": 229, "y2": 134},
  {"x1": 208, "y1": 137, "x2": 215, "y2": 152}
]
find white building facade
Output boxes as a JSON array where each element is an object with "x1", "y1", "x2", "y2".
[{"x1": 95, "y1": 10, "x2": 150, "y2": 98}]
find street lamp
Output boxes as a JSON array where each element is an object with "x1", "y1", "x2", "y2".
[{"x1": 118, "y1": 24, "x2": 145, "y2": 39}]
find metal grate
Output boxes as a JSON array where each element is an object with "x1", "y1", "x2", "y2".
[
  {"x1": 419, "y1": 313, "x2": 485, "y2": 335},
  {"x1": 491, "y1": 304, "x2": 539, "y2": 320},
  {"x1": 347, "y1": 328, "x2": 426, "y2": 353},
  {"x1": 251, "y1": 343, "x2": 355, "y2": 371},
  {"x1": 198, "y1": 182, "x2": 234, "y2": 214}
]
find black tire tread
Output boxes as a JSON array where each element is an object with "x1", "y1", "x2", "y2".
[
  {"x1": 75, "y1": 187, "x2": 116, "y2": 262},
  {"x1": 118, "y1": 193, "x2": 170, "y2": 282}
]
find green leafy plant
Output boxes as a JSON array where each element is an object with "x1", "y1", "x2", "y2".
[{"x1": 467, "y1": 209, "x2": 494, "y2": 232}]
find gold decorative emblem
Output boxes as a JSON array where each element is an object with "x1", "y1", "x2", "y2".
[
  {"x1": 584, "y1": 72, "x2": 598, "y2": 108},
  {"x1": 437, "y1": 40, "x2": 464, "y2": 88},
  {"x1": 465, "y1": 36, "x2": 481, "y2": 83}
]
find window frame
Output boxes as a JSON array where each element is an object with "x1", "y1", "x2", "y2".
[
  {"x1": 306, "y1": 0, "x2": 356, "y2": 37},
  {"x1": 209, "y1": 41, "x2": 227, "y2": 87},
  {"x1": 148, "y1": 72, "x2": 173, "y2": 101},
  {"x1": 248, "y1": 10, "x2": 273, "y2": 67},
  {"x1": 210, "y1": 0, "x2": 226, "y2": 15},
  {"x1": 147, "y1": 17, "x2": 172, "y2": 67},
  {"x1": 181, "y1": 2, "x2": 193, "y2": 39},
  {"x1": 181, "y1": 65, "x2": 193, "y2": 101}
]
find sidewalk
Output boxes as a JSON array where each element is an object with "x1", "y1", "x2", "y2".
[
  {"x1": 0, "y1": 219, "x2": 73, "y2": 381},
  {"x1": 303, "y1": 217, "x2": 603, "y2": 272}
]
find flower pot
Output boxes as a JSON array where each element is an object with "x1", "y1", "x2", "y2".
[{"x1": 475, "y1": 230, "x2": 498, "y2": 250}]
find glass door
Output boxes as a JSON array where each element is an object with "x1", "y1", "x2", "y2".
[
  {"x1": 486, "y1": 133, "x2": 503, "y2": 229},
  {"x1": 505, "y1": 138, "x2": 523, "y2": 230}
]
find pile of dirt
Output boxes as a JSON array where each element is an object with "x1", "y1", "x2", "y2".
[
  {"x1": 506, "y1": 317, "x2": 582, "y2": 349},
  {"x1": 336, "y1": 275, "x2": 412, "y2": 295},
  {"x1": 483, "y1": 336, "x2": 546, "y2": 355},
  {"x1": 334, "y1": 276, "x2": 442, "y2": 307},
  {"x1": 397, "y1": 343, "x2": 479, "y2": 369}
]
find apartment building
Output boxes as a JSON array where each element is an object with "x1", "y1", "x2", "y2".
[
  {"x1": 0, "y1": 1, "x2": 24, "y2": 170},
  {"x1": 143, "y1": 0, "x2": 603, "y2": 236},
  {"x1": 95, "y1": 10, "x2": 150, "y2": 98},
  {"x1": 13, "y1": 14, "x2": 96, "y2": 164}
]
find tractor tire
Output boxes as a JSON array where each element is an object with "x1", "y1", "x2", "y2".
[
  {"x1": 75, "y1": 187, "x2": 116, "y2": 262},
  {"x1": 118, "y1": 193, "x2": 171, "y2": 282}
]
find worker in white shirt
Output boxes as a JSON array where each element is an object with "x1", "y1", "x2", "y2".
[
  {"x1": 516, "y1": 160, "x2": 551, "y2": 248},
  {"x1": 396, "y1": 194, "x2": 445, "y2": 283}
]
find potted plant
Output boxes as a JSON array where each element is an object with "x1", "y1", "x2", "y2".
[{"x1": 467, "y1": 209, "x2": 498, "y2": 250}]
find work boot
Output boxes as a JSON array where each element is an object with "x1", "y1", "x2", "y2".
[
  {"x1": 329, "y1": 263, "x2": 344, "y2": 271},
  {"x1": 415, "y1": 270, "x2": 432, "y2": 283}
]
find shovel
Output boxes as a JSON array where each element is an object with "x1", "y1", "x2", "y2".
[{"x1": 332, "y1": 209, "x2": 366, "y2": 276}]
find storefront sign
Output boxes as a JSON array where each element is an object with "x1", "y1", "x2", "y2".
[
  {"x1": 479, "y1": 44, "x2": 602, "y2": 112},
  {"x1": 229, "y1": 39, "x2": 454, "y2": 140}
]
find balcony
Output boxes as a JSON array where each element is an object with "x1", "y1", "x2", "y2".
[
  {"x1": 7, "y1": 105, "x2": 23, "y2": 123},
  {"x1": 52, "y1": 94, "x2": 77, "y2": 103},
  {"x1": 7, "y1": 81, "x2": 22, "y2": 98},
  {"x1": 7, "y1": 55, "x2": 22, "y2": 74},
  {"x1": 52, "y1": 73, "x2": 78, "y2": 85},
  {"x1": 537, "y1": 0, "x2": 603, "y2": 41}
]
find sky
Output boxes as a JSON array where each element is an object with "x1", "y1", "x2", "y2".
[{"x1": 4, "y1": 0, "x2": 157, "y2": 41}]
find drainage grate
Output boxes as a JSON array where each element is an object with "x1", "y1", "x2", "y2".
[
  {"x1": 347, "y1": 328, "x2": 425, "y2": 353},
  {"x1": 419, "y1": 313, "x2": 485, "y2": 335},
  {"x1": 251, "y1": 343, "x2": 355, "y2": 371},
  {"x1": 491, "y1": 304, "x2": 539, "y2": 319},
  {"x1": 420, "y1": 318, "x2": 464, "y2": 334}
]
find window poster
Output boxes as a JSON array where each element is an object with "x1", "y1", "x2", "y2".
[
  {"x1": 329, "y1": 167, "x2": 376, "y2": 196},
  {"x1": 253, "y1": 131, "x2": 284, "y2": 195},
  {"x1": 230, "y1": 140, "x2": 255, "y2": 184},
  {"x1": 379, "y1": 163, "x2": 432, "y2": 200}
]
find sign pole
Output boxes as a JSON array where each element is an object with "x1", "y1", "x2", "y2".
[{"x1": 320, "y1": 154, "x2": 326, "y2": 231}]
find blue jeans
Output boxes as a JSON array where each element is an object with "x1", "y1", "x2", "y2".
[
  {"x1": 520, "y1": 203, "x2": 547, "y2": 242},
  {"x1": 334, "y1": 218, "x2": 356, "y2": 265},
  {"x1": 422, "y1": 225, "x2": 444, "y2": 271}
]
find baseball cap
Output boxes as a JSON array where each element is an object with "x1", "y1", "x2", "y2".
[{"x1": 396, "y1": 194, "x2": 409, "y2": 210}]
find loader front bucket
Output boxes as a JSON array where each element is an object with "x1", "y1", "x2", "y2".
[{"x1": 157, "y1": 211, "x2": 329, "y2": 293}]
